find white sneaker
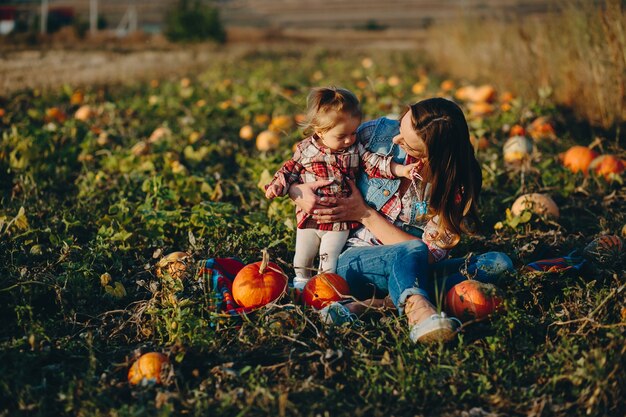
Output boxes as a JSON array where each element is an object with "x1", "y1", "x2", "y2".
[
  {"x1": 409, "y1": 312, "x2": 461, "y2": 344},
  {"x1": 292, "y1": 277, "x2": 309, "y2": 291},
  {"x1": 318, "y1": 302, "x2": 357, "y2": 326}
]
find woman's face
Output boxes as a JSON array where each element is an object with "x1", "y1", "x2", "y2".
[{"x1": 392, "y1": 111, "x2": 428, "y2": 159}]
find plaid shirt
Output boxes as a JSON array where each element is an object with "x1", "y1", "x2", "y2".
[
  {"x1": 265, "y1": 134, "x2": 395, "y2": 231},
  {"x1": 346, "y1": 118, "x2": 459, "y2": 262}
]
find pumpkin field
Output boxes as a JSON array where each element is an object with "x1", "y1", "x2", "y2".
[{"x1": 0, "y1": 45, "x2": 625, "y2": 417}]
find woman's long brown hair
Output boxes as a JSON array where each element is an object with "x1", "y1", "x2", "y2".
[{"x1": 409, "y1": 98, "x2": 482, "y2": 248}]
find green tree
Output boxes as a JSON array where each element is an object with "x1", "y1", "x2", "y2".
[{"x1": 164, "y1": 0, "x2": 226, "y2": 43}]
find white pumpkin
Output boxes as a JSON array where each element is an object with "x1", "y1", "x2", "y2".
[
  {"x1": 511, "y1": 193, "x2": 559, "y2": 219},
  {"x1": 503, "y1": 135, "x2": 533, "y2": 164}
]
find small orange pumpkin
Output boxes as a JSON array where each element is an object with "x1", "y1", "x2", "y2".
[
  {"x1": 440, "y1": 79, "x2": 455, "y2": 92},
  {"x1": 561, "y1": 146, "x2": 599, "y2": 175},
  {"x1": 500, "y1": 91, "x2": 515, "y2": 103},
  {"x1": 70, "y1": 90, "x2": 84, "y2": 105},
  {"x1": 268, "y1": 115, "x2": 293, "y2": 132},
  {"x1": 467, "y1": 101, "x2": 495, "y2": 117},
  {"x1": 509, "y1": 124, "x2": 526, "y2": 137},
  {"x1": 589, "y1": 155, "x2": 626, "y2": 180},
  {"x1": 445, "y1": 280, "x2": 503, "y2": 322},
  {"x1": 45, "y1": 107, "x2": 67, "y2": 123},
  {"x1": 470, "y1": 134, "x2": 490, "y2": 151},
  {"x1": 302, "y1": 273, "x2": 350, "y2": 310},
  {"x1": 454, "y1": 85, "x2": 475, "y2": 101},
  {"x1": 256, "y1": 130, "x2": 281, "y2": 152},
  {"x1": 74, "y1": 105, "x2": 94, "y2": 121},
  {"x1": 527, "y1": 116, "x2": 556, "y2": 141},
  {"x1": 294, "y1": 113, "x2": 307, "y2": 124},
  {"x1": 128, "y1": 352, "x2": 168, "y2": 385},
  {"x1": 156, "y1": 251, "x2": 191, "y2": 280},
  {"x1": 232, "y1": 250, "x2": 287, "y2": 309},
  {"x1": 472, "y1": 84, "x2": 497, "y2": 103},
  {"x1": 239, "y1": 125, "x2": 254, "y2": 141}
]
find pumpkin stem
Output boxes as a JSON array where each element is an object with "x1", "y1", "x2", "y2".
[{"x1": 259, "y1": 248, "x2": 269, "y2": 274}]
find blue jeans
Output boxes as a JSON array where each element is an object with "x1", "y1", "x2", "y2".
[{"x1": 335, "y1": 240, "x2": 514, "y2": 314}]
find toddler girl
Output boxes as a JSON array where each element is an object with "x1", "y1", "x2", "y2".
[{"x1": 265, "y1": 86, "x2": 417, "y2": 290}]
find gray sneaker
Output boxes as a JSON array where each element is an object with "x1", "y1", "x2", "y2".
[
  {"x1": 409, "y1": 312, "x2": 461, "y2": 344},
  {"x1": 318, "y1": 302, "x2": 357, "y2": 326}
]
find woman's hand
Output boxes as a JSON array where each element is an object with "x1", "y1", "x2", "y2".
[
  {"x1": 288, "y1": 180, "x2": 336, "y2": 215},
  {"x1": 312, "y1": 179, "x2": 373, "y2": 224}
]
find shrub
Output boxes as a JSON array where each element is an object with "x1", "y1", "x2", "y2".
[{"x1": 164, "y1": 0, "x2": 226, "y2": 43}]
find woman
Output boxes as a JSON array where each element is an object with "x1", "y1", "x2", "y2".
[{"x1": 288, "y1": 97, "x2": 513, "y2": 344}]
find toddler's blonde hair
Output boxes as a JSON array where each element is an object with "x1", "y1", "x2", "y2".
[{"x1": 300, "y1": 86, "x2": 361, "y2": 136}]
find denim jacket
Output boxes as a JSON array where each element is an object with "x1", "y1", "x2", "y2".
[{"x1": 355, "y1": 117, "x2": 424, "y2": 239}]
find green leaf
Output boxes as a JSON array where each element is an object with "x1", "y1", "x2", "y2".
[{"x1": 519, "y1": 211, "x2": 533, "y2": 223}]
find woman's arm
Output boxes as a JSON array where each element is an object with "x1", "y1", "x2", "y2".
[
  {"x1": 312, "y1": 180, "x2": 416, "y2": 245},
  {"x1": 312, "y1": 180, "x2": 435, "y2": 262}
]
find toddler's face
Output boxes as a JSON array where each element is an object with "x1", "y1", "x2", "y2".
[{"x1": 317, "y1": 116, "x2": 361, "y2": 152}]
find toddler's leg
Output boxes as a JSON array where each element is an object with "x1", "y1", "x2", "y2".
[
  {"x1": 318, "y1": 230, "x2": 350, "y2": 274},
  {"x1": 293, "y1": 228, "x2": 321, "y2": 289}
]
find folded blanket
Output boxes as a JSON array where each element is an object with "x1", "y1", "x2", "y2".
[{"x1": 195, "y1": 257, "x2": 253, "y2": 317}]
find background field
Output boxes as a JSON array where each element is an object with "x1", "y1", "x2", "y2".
[{"x1": 0, "y1": 1, "x2": 625, "y2": 416}]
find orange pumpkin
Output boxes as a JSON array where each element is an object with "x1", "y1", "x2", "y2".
[
  {"x1": 472, "y1": 85, "x2": 497, "y2": 103},
  {"x1": 527, "y1": 116, "x2": 556, "y2": 141},
  {"x1": 445, "y1": 280, "x2": 503, "y2": 322},
  {"x1": 239, "y1": 125, "x2": 254, "y2": 141},
  {"x1": 470, "y1": 135, "x2": 490, "y2": 151},
  {"x1": 74, "y1": 105, "x2": 94, "y2": 121},
  {"x1": 294, "y1": 113, "x2": 307, "y2": 124},
  {"x1": 500, "y1": 91, "x2": 515, "y2": 103},
  {"x1": 232, "y1": 250, "x2": 287, "y2": 309},
  {"x1": 70, "y1": 90, "x2": 84, "y2": 105},
  {"x1": 509, "y1": 124, "x2": 526, "y2": 137},
  {"x1": 268, "y1": 115, "x2": 293, "y2": 132},
  {"x1": 589, "y1": 155, "x2": 626, "y2": 180},
  {"x1": 411, "y1": 81, "x2": 426, "y2": 95},
  {"x1": 440, "y1": 79, "x2": 455, "y2": 92},
  {"x1": 302, "y1": 273, "x2": 350, "y2": 310},
  {"x1": 467, "y1": 101, "x2": 495, "y2": 117},
  {"x1": 45, "y1": 107, "x2": 67, "y2": 123},
  {"x1": 156, "y1": 251, "x2": 191, "y2": 280},
  {"x1": 256, "y1": 130, "x2": 280, "y2": 152},
  {"x1": 454, "y1": 85, "x2": 475, "y2": 101},
  {"x1": 561, "y1": 146, "x2": 599, "y2": 175},
  {"x1": 128, "y1": 352, "x2": 168, "y2": 385}
]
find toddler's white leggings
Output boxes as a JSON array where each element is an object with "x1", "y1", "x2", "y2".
[{"x1": 293, "y1": 228, "x2": 349, "y2": 280}]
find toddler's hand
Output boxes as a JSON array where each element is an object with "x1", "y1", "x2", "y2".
[
  {"x1": 401, "y1": 162, "x2": 420, "y2": 179},
  {"x1": 265, "y1": 183, "x2": 283, "y2": 199}
]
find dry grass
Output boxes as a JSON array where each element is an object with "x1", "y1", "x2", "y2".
[{"x1": 425, "y1": 0, "x2": 626, "y2": 132}]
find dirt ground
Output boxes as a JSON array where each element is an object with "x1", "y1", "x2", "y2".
[{"x1": 0, "y1": 28, "x2": 424, "y2": 95}]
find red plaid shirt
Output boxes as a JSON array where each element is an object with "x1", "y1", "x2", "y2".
[{"x1": 265, "y1": 135, "x2": 395, "y2": 231}]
